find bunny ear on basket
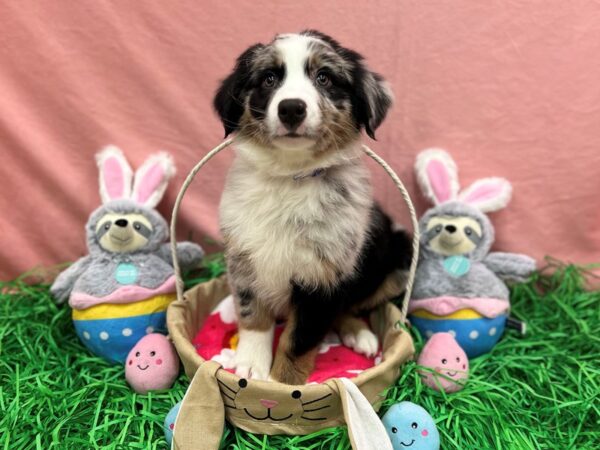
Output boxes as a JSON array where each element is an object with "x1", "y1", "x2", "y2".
[{"x1": 169, "y1": 138, "x2": 420, "y2": 322}]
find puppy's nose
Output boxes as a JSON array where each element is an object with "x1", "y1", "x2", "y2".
[
  {"x1": 115, "y1": 219, "x2": 128, "y2": 227},
  {"x1": 445, "y1": 225, "x2": 457, "y2": 233},
  {"x1": 278, "y1": 99, "x2": 307, "y2": 131}
]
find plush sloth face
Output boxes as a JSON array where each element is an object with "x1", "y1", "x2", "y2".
[
  {"x1": 425, "y1": 215, "x2": 483, "y2": 256},
  {"x1": 213, "y1": 30, "x2": 392, "y2": 157},
  {"x1": 95, "y1": 212, "x2": 153, "y2": 253}
]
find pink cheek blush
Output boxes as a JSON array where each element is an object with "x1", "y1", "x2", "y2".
[
  {"x1": 422, "y1": 429, "x2": 429, "y2": 437},
  {"x1": 125, "y1": 333, "x2": 179, "y2": 394}
]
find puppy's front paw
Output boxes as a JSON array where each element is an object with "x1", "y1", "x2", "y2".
[
  {"x1": 232, "y1": 353, "x2": 272, "y2": 380},
  {"x1": 342, "y1": 328, "x2": 379, "y2": 358},
  {"x1": 229, "y1": 328, "x2": 274, "y2": 380}
]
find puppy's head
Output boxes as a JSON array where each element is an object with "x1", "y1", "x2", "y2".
[{"x1": 213, "y1": 30, "x2": 392, "y2": 156}]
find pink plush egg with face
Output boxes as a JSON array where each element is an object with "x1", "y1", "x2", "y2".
[
  {"x1": 417, "y1": 332, "x2": 469, "y2": 393},
  {"x1": 125, "y1": 333, "x2": 179, "y2": 394}
]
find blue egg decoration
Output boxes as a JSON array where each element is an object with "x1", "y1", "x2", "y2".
[
  {"x1": 382, "y1": 402, "x2": 440, "y2": 450},
  {"x1": 164, "y1": 401, "x2": 182, "y2": 446}
]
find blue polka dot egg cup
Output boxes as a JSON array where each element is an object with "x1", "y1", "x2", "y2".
[
  {"x1": 72, "y1": 293, "x2": 175, "y2": 364},
  {"x1": 410, "y1": 308, "x2": 507, "y2": 358}
]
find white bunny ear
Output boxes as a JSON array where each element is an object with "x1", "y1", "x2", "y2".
[
  {"x1": 96, "y1": 145, "x2": 133, "y2": 204},
  {"x1": 458, "y1": 177, "x2": 512, "y2": 212},
  {"x1": 131, "y1": 152, "x2": 176, "y2": 208},
  {"x1": 415, "y1": 148, "x2": 460, "y2": 205}
]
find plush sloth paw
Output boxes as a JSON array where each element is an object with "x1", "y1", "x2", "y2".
[
  {"x1": 341, "y1": 328, "x2": 379, "y2": 358},
  {"x1": 223, "y1": 349, "x2": 272, "y2": 380}
]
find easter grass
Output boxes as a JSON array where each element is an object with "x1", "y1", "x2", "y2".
[{"x1": 0, "y1": 256, "x2": 598, "y2": 449}]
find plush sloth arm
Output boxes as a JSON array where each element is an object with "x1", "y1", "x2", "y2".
[
  {"x1": 483, "y1": 252, "x2": 537, "y2": 283},
  {"x1": 50, "y1": 256, "x2": 92, "y2": 303},
  {"x1": 158, "y1": 242, "x2": 204, "y2": 270}
]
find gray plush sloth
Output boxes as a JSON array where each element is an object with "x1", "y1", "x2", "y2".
[
  {"x1": 408, "y1": 149, "x2": 536, "y2": 357},
  {"x1": 51, "y1": 147, "x2": 203, "y2": 363}
]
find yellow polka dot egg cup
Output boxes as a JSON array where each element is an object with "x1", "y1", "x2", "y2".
[
  {"x1": 72, "y1": 293, "x2": 176, "y2": 363},
  {"x1": 409, "y1": 308, "x2": 507, "y2": 358}
]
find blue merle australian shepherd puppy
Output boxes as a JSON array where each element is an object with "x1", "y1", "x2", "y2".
[{"x1": 213, "y1": 30, "x2": 412, "y2": 384}]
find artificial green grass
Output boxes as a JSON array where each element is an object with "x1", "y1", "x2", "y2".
[{"x1": 1, "y1": 258, "x2": 598, "y2": 449}]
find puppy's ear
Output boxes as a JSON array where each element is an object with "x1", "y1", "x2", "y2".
[
  {"x1": 353, "y1": 67, "x2": 393, "y2": 140},
  {"x1": 213, "y1": 44, "x2": 264, "y2": 137}
]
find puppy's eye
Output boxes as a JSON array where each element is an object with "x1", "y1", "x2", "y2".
[
  {"x1": 291, "y1": 390, "x2": 302, "y2": 399},
  {"x1": 262, "y1": 72, "x2": 277, "y2": 88},
  {"x1": 315, "y1": 71, "x2": 331, "y2": 87},
  {"x1": 238, "y1": 378, "x2": 248, "y2": 388}
]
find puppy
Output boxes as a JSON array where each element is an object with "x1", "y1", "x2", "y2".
[{"x1": 213, "y1": 30, "x2": 412, "y2": 384}]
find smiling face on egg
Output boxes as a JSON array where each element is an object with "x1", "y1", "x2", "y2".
[
  {"x1": 382, "y1": 401, "x2": 440, "y2": 450},
  {"x1": 125, "y1": 333, "x2": 179, "y2": 394},
  {"x1": 417, "y1": 332, "x2": 469, "y2": 393}
]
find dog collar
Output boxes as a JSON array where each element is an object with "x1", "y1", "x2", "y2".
[{"x1": 292, "y1": 168, "x2": 326, "y2": 181}]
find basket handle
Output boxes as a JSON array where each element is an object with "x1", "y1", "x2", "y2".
[{"x1": 170, "y1": 139, "x2": 420, "y2": 320}]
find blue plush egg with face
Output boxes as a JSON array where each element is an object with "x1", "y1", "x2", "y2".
[
  {"x1": 382, "y1": 402, "x2": 440, "y2": 450},
  {"x1": 164, "y1": 400, "x2": 182, "y2": 446}
]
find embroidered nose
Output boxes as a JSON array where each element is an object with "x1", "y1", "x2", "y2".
[
  {"x1": 278, "y1": 99, "x2": 306, "y2": 131},
  {"x1": 260, "y1": 399, "x2": 279, "y2": 409},
  {"x1": 115, "y1": 219, "x2": 128, "y2": 227},
  {"x1": 445, "y1": 225, "x2": 457, "y2": 233}
]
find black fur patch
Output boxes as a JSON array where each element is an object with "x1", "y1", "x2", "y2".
[
  {"x1": 213, "y1": 44, "x2": 265, "y2": 136},
  {"x1": 289, "y1": 204, "x2": 412, "y2": 356},
  {"x1": 239, "y1": 289, "x2": 254, "y2": 306}
]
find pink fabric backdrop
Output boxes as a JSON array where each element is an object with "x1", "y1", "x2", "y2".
[{"x1": 1, "y1": 1, "x2": 599, "y2": 281}]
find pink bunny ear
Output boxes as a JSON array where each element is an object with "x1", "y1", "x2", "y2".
[
  {"x1": 96, "y1": 146, "x2": 133, "y2": 203},
  {"x1": 131, "y1": 152, "x2": 175, "y2": 208},
  {"x1": 415, "y1": 148, "x2": 460, "y2": 205},
  {"x1": 458, "y1": 177, "x2": 512, "y2": 212}
]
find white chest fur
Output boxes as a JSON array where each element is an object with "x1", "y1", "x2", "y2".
[{"x1": 220, "y1": 154, "x2": 372, "y2": 308}]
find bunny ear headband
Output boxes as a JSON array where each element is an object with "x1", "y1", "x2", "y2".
[
  {"x1": 96, "y1": 145, "x2": 175, "y2": 208},
  {"x1": 415, "y1": 148, "x2": 512, "y2": 213}
]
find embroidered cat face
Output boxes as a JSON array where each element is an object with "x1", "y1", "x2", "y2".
[{"x1": 218, "y1": 377, "x2": 334, "y2": 424}]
